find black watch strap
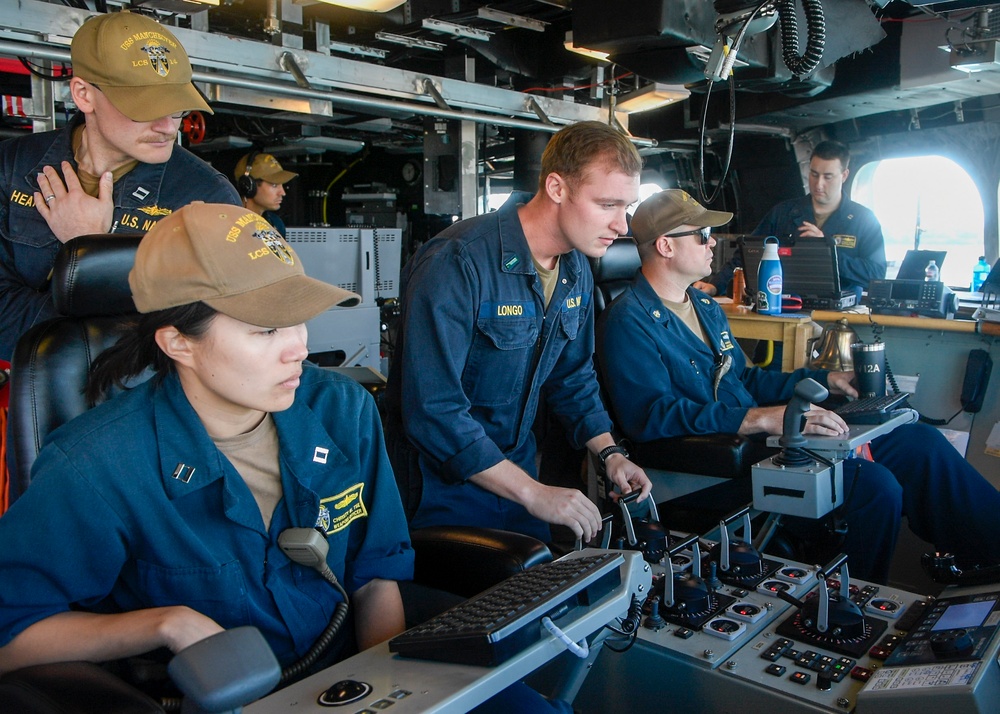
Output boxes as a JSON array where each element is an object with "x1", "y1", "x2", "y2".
[{"x1": 598, "y1": 444, "x2": 629, "y2": 465}]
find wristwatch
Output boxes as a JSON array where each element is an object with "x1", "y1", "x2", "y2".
[{"x1": 598, "y1": 444, "x2": 629, "y2": 466}]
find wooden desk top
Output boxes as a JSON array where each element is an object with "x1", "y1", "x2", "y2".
[
  {"x1": 719, "y1": 303, "x2": 813, "y2": 322},
  {"x1": 810, "y1": 309, "x2": 1000, "y2": 336}
]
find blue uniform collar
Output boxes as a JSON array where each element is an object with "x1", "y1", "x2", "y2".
[
  {"x1": 496, "y1": 190, "x2": 581, "y2": 285},
  {"x1": 28, "y1": 112, "x2": 169, "y2": 208},
  {"x1": 630, "y1": 272, "x2": 722, "y2": 356},
  {"x1": 153, "y1": 372, "x2": 349, "y2": 531},
  {"x1": 797, "y1": 193, "x2": 857, "y2": 226}
]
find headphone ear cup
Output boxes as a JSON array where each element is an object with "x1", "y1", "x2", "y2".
[
  {"x1": 237, "y1": 173, "x2": 257, "y2": 199},
  {"x1": 237, "y1": 150, "x2": 260, "y2": 199}
]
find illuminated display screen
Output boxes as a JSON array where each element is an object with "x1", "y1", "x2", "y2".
[{"x1": 931, "y1": 599, "x2": 996, "y2": 631}]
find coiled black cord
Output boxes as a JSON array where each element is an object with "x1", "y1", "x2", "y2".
[
  {"x1": 776, "y1": 0, "x2": 826, "y2": 77},
  {"x1": 280, "y1": 597, "x2": 350, "y2": 684}
]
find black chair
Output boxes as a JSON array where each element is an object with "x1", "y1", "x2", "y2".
[
  {"x1": 590, "y1": 238, "x2": 761, "y2": 535},
  {"x1": 3, "y1": 235, "x2": 165, "y2": 713},
  {"x1": 9, "y1": 234, "x2": 143, "y2": 502}
]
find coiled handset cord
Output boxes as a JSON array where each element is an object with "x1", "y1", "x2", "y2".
[
  {"x1": 866, "y1": 313, "x2": 901, "y2": 395},
  {"x1": 277, "y1": 528, "x2": 351, "y2": 684}
]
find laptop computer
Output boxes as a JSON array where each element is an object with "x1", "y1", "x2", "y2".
[
  {"x1": 740, "y1": 235, "x2": 857, "y2": 310},
  {"x1": 896, "y1": 249, "x2": 947, "y2": 280}
]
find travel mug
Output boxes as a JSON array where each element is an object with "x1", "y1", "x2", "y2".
[{"x1": 851, "y1": 342, "x2": 886, "y2": 399}]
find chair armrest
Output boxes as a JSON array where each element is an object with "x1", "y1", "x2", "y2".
[
  {"x1": 410, "y1": 526, "x2": 553, "y2": 598},
  {"x1": 629, "y1": 434, "x2": 756, "y2": 479},
  {"x1": 0, "y1": 662, "x2": 163, "y2": 714}
]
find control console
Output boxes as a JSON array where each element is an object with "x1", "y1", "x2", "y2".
[
  {"x1": 575, "y1": 536, "x2": 934, "y2": 714},
  {"x1": 857, "y1": 583, "x2": 1000, "y2": 713}
]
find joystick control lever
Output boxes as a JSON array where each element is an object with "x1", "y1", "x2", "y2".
[
  {"x1": 717, "y1": 506, "x2": 760, "y2": 576},
  {"x1": 775, "y1": 378, "x2": 829, "y2": 466},
  {"x1": 814, "y1": 554, "x2": 855, "y2": 635},
  {"x1": 617, "y1": 491, "x2": 667, "y2": 563},
  {"x1": 663, "y1": 534, "x2": 701, "y2": 609}
]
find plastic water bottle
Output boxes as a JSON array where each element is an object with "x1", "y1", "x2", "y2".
[
  {"x1": 972, "y1": 256, "x2": 991, "y2": 292},
  {"x1": 924, "y1": 259, "x2": 940, "y2": 283},
  {"x1": 756, "y1": 236, "x2": 783, "y2": 315}
]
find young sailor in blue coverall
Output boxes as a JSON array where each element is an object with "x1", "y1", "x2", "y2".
[
  {"x1": 0, "y1": 204, "x2": 411, "y2": 673},
  {"x1": 0, "y1": 203, "x2": 572, "y2": 713},
  {"x1": 597, "y1": 189, "x2": 1000, "y2": 584},
  {"x1": 385, "y1": 121, "x2": 652, "y2": 546}
]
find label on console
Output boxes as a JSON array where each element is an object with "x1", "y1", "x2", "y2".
[{"x1": 865, "y1": 661, "x2": 980, "y2": 690}]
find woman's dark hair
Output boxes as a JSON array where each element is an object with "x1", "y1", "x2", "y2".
[{"x1": 86, "y1": 302, "x2": 218, "y2": 405}]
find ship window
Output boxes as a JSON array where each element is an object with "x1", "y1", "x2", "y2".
[{"x1": 852, "y1": 156, "x2": 984, "y2": 288}]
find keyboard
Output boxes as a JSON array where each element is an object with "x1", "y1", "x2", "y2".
[
  {"x1": 389, "y1": 552, "x2": 624, "y2": 667},
  {"x1": 834, "y1": 392, "x2": 910, "y2": 425}
]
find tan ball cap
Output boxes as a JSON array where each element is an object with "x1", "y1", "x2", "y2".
[
  {"x1": 130, "y1": 203, "x2": 360, "y2": 328},
  {"x1": 234, "y1": 153, "x2": 299, "y2": 185},
  {"x1": 631, "y1": 189, "x2": 733, "y2": 245},
  {"x1": 71, "y1": 11, "x2": 211, "y2": 122}
]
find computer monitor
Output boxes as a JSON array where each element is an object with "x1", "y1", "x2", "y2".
[
  {"x1": 741, "y1": 235, "x2": 843, "y2": 301},
  {"x1": 896, "y1": 249, "x2": 947, "y2": 280}
]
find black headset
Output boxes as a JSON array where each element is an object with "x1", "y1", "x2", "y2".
[{"x1": 237, "y1": 150, "x2": 261, "y2": 199}]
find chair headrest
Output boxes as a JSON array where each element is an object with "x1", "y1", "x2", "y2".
[
  {"x1": 53, "y1": 235, "x2": 142, "y2": 317},
  {"x1": 591, "y1": 238, "x2": 640, "y2": 284}
]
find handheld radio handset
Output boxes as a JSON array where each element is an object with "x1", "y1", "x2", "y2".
[{"x1": 277, "y1": 528, "x2": 350, "y2": 684}]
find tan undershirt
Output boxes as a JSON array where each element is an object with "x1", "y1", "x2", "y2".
[
  {"x1": 214, "y1": 413, "x2": 283, "y2": 530},
  {"x1": 532, "y1": 255, "x2": 560, "y2": 308},
  {"x1": 661, "y1": 295, "x2": 709, "y2": 346},
  {"x1": 71, "y1": 125, "x2": 138, "y2": 197}
]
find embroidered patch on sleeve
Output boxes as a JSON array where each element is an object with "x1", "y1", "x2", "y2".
[{"x1": 318, "y1": 483, "x2": 368, "y2": 534}]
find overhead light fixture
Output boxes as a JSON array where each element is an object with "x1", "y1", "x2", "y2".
[
  {"x1": 132, "y1": 0, "x2": 219, "y2": 11},
  {"x1": 375, "y1": 31, "x2": 447, "y2": 51},
  {"x1": 616, "y1": 83, "x2": 691, "y2": 113},
  {"x1": 267, "y1": 136, "x2": 365, "y2": 155},
  {"x1": 477, "y1": 7, "x2": 547, "y2": 33},
  {"x1": 298, "y1": 0, "x2": 407, "y2": 11},
  {"x1": 422, "y1": 18, "x2": 493, "y2": 42},
  {"x1": 327, "y1": 40, "x2": 388, "y2": 59},
  {"x1": 564, "y1": 32, "x2": 610, "y2": 63}
]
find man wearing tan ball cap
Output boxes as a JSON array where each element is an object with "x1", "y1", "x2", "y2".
[
  {"x1": 0, "y1": 11, "x2": 240, "y2": 361},
  {"x1": 234, "y1": 153, "x2": 299, "y2": 237}
]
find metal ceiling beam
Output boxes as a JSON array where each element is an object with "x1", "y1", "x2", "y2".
[{"x1": 0, "y1": 0, "x2": 655, "y2": 145}]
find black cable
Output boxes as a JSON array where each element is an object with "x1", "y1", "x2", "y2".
[
  {"x1": 918, "y1": 408, "x2": 962, "y2": 426},
  {"x1": 865, "y1": 313, "x2": 961, "y2": 426},
  {"x1": 18, "y1": 58, "x2": 72, "y2": 81},
  {"x1": 280, "y1": 600, "x2": 350, "y2": 684},
  {"x1": 696, "y1": 76, "x2": 737, "y2": 207},
  {"x1": 696, "y1": 1, "x2": 774, "y2": 206},
  {"x1": 601, "y1": 627, "x2": 638, "y2": 653},
  {"x1": 776, "y1": 0, "x2": 826, "y2": 78},
  {"x1": 865, "y1": 312, "x2": 900, "y2": 394}
]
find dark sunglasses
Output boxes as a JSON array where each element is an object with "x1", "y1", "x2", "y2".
[{"x1": 663, "y1": 227, "x2": 712, "y2": 245}]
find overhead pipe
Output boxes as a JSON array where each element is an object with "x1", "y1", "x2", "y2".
[{"x1": 0, "y1": 39, "x2": 656, "y2": 146}]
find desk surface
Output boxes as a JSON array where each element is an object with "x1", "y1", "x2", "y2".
[
  {"x1": 718, "y1": 303, "x2": 816, "y2": 371},
  {"x1": 811, "y1": 309, "x2": 1000, "y2": 336}
]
